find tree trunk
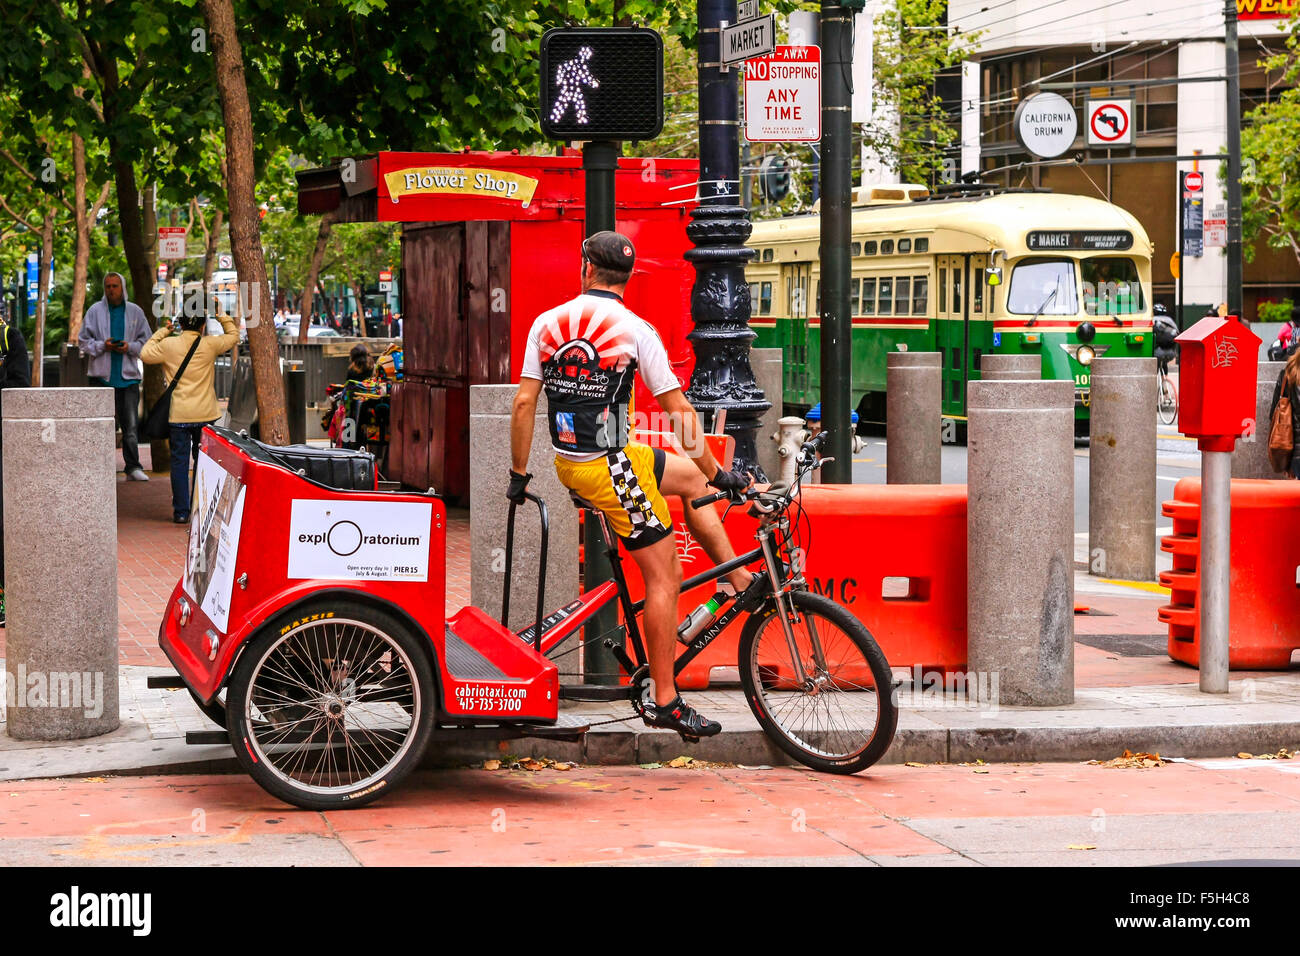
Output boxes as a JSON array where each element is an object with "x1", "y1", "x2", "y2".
[
  {"x1": 298, "y1": 210, "x2": 337, "y2": 343},
  {"x1": 318, "y1": 280, "x2": 337, "y2": 328},
  {"x1": 204, "y1": 208, "x2": 222, "y2": 288},
  {"x1": 351, "y1": 279, "x2": 367, "y2": 338},
  {"x1": 141, "y1": 180, "x2": 157, "y2": 288},
  {"x1": 203, "y1": 0, "x2": 288, "y2": 445},
  {"x1": 32, "y1": 212, "x2": 54, "y2": 387},
  {"x1": 70, "y1": 133, "x2": 90, "y2": 342}
]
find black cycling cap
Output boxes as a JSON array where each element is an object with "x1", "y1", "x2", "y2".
[{"x1": 582, "y1": 231, "x2": 636, "y2": 274}]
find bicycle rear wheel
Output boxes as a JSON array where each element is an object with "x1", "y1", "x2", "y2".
[
  {"x1": 738, "y1": 590, "x2": 897, "y2": 774},
  {"x1": 1158, "y1": 376, "x2": 1178, "y2": 425}
]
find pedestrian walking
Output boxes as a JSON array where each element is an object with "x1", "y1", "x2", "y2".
[
  {"x1": 79, "y1": 272, "x2": 153, "y2": 481},
  {"x1": 0, "y1": 312, "x2": 30, "y2": 625},
  {"x1": 141, "y1": 310, "x2": 239, "y2": 523}
]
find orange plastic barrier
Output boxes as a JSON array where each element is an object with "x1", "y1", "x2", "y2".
[
  {"x1": 1158, "y1": 478, "x2": 1300, "y2": 669},
  {"x1": 622, "y1": 484, "x2": 969, "y2": 689}
]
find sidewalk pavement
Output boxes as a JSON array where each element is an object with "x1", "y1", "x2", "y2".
[{"x1": 0, "y1": 446, "x2": 1296, "y2": 784}]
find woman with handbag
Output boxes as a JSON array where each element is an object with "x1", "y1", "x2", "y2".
[
  {"x1": 141, "y1": 311, "x2": 240, "y2": 523},
  {"x1": 1268, "y1": 349, "x2": 1300, "y2": 480}
]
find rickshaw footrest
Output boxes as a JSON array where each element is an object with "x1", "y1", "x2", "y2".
[{"x1": 186, "y1": 730, "x2": 231, "y2": 745}]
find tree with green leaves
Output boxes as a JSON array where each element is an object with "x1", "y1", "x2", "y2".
[{"x1": 1241, "y1": 12, "x2": 1300, "y2": 270}]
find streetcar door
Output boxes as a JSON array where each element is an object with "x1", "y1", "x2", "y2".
[
  {"x1": 968, "y1": 253, "x2": 993, "y2": 392},
  {"x1": 935, "y1": 254, "x2": 969, "y2": 417},
  {"x1": 782, "y1": 262, "x2": 812, "y2": 405}
]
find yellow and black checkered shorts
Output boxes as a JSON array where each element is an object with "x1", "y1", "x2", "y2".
[{"x1": 554, "y1": 442, "x2": 673, "y2": 550}]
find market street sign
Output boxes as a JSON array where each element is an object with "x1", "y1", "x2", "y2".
[
  {"x1": 744, "y1": 45, "x2": 821, "y2": 142},
  {"x1": 1026, "y1": 229, "x2": 1134, "y2": 252},
  {"x1": 1014, "y1": 92, "x2": 1077, "y2": 159},
  {"x1": 723, "y1": 14, "x2": 775, "y2": 66}
]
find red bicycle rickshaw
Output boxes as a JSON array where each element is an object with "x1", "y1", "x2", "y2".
[{"x1": 155, "y1": 425, "x2": 896, "y2": 810}]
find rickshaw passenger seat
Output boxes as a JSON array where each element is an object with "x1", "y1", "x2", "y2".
[
  {"x1": 254, "y1": 440, "x2": 376, "y2": 491},
  {"x1": 568, "y1": 490, "x2": 597, "y2": 511}
]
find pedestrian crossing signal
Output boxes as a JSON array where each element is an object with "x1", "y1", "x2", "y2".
[{"x1": 540, "y1": 27, "x2": 664, "y2": 141}]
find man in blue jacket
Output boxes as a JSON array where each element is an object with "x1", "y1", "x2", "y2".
[{"x1": 79, "y1": 272, "x2": 153, "y2": 480}]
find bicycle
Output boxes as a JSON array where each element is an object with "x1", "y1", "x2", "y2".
[
  {"x1": 156, "y1": 427, "x2": 898, "y2": 810},
  {"x1": 1157, "y1": 362, "x2": 1178, "y2": 425}
]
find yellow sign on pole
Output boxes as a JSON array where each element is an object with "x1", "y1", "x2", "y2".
[{"x1": 1170, "y1": 252, "x2": 1181, "y2": 279}]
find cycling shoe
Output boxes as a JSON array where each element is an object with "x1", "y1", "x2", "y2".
[{"x1": 641, "y1": 694, "x2": 722, "y2": 742}]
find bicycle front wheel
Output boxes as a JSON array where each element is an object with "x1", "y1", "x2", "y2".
[{"x1": 738, "y1": 590, "x2": 897, "y2": 774}]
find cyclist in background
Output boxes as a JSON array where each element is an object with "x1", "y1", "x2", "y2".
[
  {"x1": 1153, "y1": 303, "x2": 1178, "y2": 376},
  {"x1": 508, "y1": 231, "x2": 759, "y2": 740}
]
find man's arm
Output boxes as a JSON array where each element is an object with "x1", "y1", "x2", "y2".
[
  {"x1": 656, "y1": 387, "x2": 720, "y2": 481},
  {"x1": 78, "y1": 305, "x2": 106, "y2": 356},
  {"x1": 511, "y1": 378, "x2": 542, "y2": 474}
]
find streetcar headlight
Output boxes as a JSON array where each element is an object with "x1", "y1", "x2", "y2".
[{"x1": 1077, "y1": 344, "x2": 1096, "y2": 366}]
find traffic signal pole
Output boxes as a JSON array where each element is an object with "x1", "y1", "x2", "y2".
[
  {"x1": 1223, "y1": 0, "x2": 1243, "y2": 319},
  {"x1": 819, "y1": 2, "x2": 854, "y2": 483},
  {"x1": 582, "y1": 140, "x2": 621, "y2": 685}
]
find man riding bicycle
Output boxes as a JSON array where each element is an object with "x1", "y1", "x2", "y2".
[{"x1": 508, "y1": 231, "x2": 757, "y2": 739}]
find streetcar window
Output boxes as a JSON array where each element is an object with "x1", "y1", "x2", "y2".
[
  {"x1": 898, "y1": 238, "x2": 912, "y2": 253},
  {"x1": 864, "y1": 241, "x2": 877, "y2": 256},
  {"x1": 816, "y1": 281, "x2": 822, "y2": 314},
  {"x1": 896, "y1": 277, "x2": 912, "y2": 315},
  {"x1": 913, "y1": 276, "x2": 929, "y2": 315},
  {"x1": 881, "y1": 239, "x2": 895, "y2": 254},
  {"x1": 878, "y1": 277, "x2": 894, "y2": 315},
  {"x1": 850, "y1": 278, "x2": 861, "y2": 314},
  {"x1": 862, "y1": 278, "x2": 876, "y2": 315},
  {"x1": 973, "y1": 348, "x2": 983, "y2": 373},
  {"x1": 1007, "y1": 258, "x2": 1080, "y2": 315},
  {"x1": 938, "y1": 268, "x2": 947, "y2": 312},
  {"x1": 1080, "y1": 257, "x2": 1145, "y2": 316},
  {"x1": 760, "y1": 282, "x2": 772, "y2": 315},
  {"x1": 763, "y1": 248, "x2": 774, "y2": 262},
  {"x1": 916, "y1": 238, "x2": 929, "y2": 253},
  {"x1": 852, "y1": 242, "x2": 861, "y2": 256},
  {"x1": 973, "y1": 268, "x2": 984, "y2": 313},
  {"x1": 749, "y1": 282, "x2": 759, "y2": 310},
  {"x1": 952, "y1": 267, "x2": 962, "y2": 315}
]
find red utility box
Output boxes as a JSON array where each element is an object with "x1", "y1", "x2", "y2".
[{"x1": 1174, "y1": 314, "x2": 1262, "y2": 452}]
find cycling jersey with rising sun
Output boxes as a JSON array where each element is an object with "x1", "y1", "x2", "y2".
[{"x1": 520, "y1": 291, "x2": 679, "y2": 461}]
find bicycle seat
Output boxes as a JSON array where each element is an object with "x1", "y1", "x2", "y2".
[{"x1": 568, "y1": 490, "x2": 598, "y2": 511}]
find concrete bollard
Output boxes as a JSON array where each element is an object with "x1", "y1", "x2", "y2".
[
  {"x1": 967, "y1": 379, "x2": 1075, "y2": 706},
  {"x1": 4, "y1": 388, "x2": 119, "y2": 739},
  {"x1": 886, "y1": 352, "x2": 941, "y2": 484},
  {"x1": 469, "y1": 385, "x2": 578, "y2": 648},
  {"x1": 1088, "y1": 358, "x2": 1157, "y2": 581},
  {"x1": 979, "y1": 353, "x2": 1041, "y2": 381},
  {"x1": 751, "y1": 347, "x2": 784, "y2": 482},
  {"x1": 1233, "y1": 360, "x2": 1287, "y2": 479}
]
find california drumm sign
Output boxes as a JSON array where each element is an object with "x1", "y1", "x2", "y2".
[
  {"x1": 1014, "y1": 92, "x2": 1078, "y2": 159},
  {"x1": 1026, "y1": 230, "x2": 1134, "y2": 251}
]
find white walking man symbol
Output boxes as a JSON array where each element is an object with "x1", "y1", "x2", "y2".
[{"x1": 550, "y1": 45, "x2": 599, "y2": 126}]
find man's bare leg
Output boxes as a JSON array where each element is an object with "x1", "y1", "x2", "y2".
[
  {"x1": 626, "y1": 532, "x2": 683, "y2": 707},
  {"x1": 658, "y1": 453, "x2": 753, "y2": 593}
]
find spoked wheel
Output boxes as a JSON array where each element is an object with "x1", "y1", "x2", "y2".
[
  {"x1": 738, "y1": 590, "x2": 897, "y2": 774},
  {"x1": 227, "y1": 599, "x2": 436, "y2": 810},
  {"x1": 1158, "y1": 376, "x2": 1179, "y2": 425}
]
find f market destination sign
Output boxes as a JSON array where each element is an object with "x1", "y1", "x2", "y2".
[{"x1": 1014, "y1": 92, "x2": 1078, "y2": 159}]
